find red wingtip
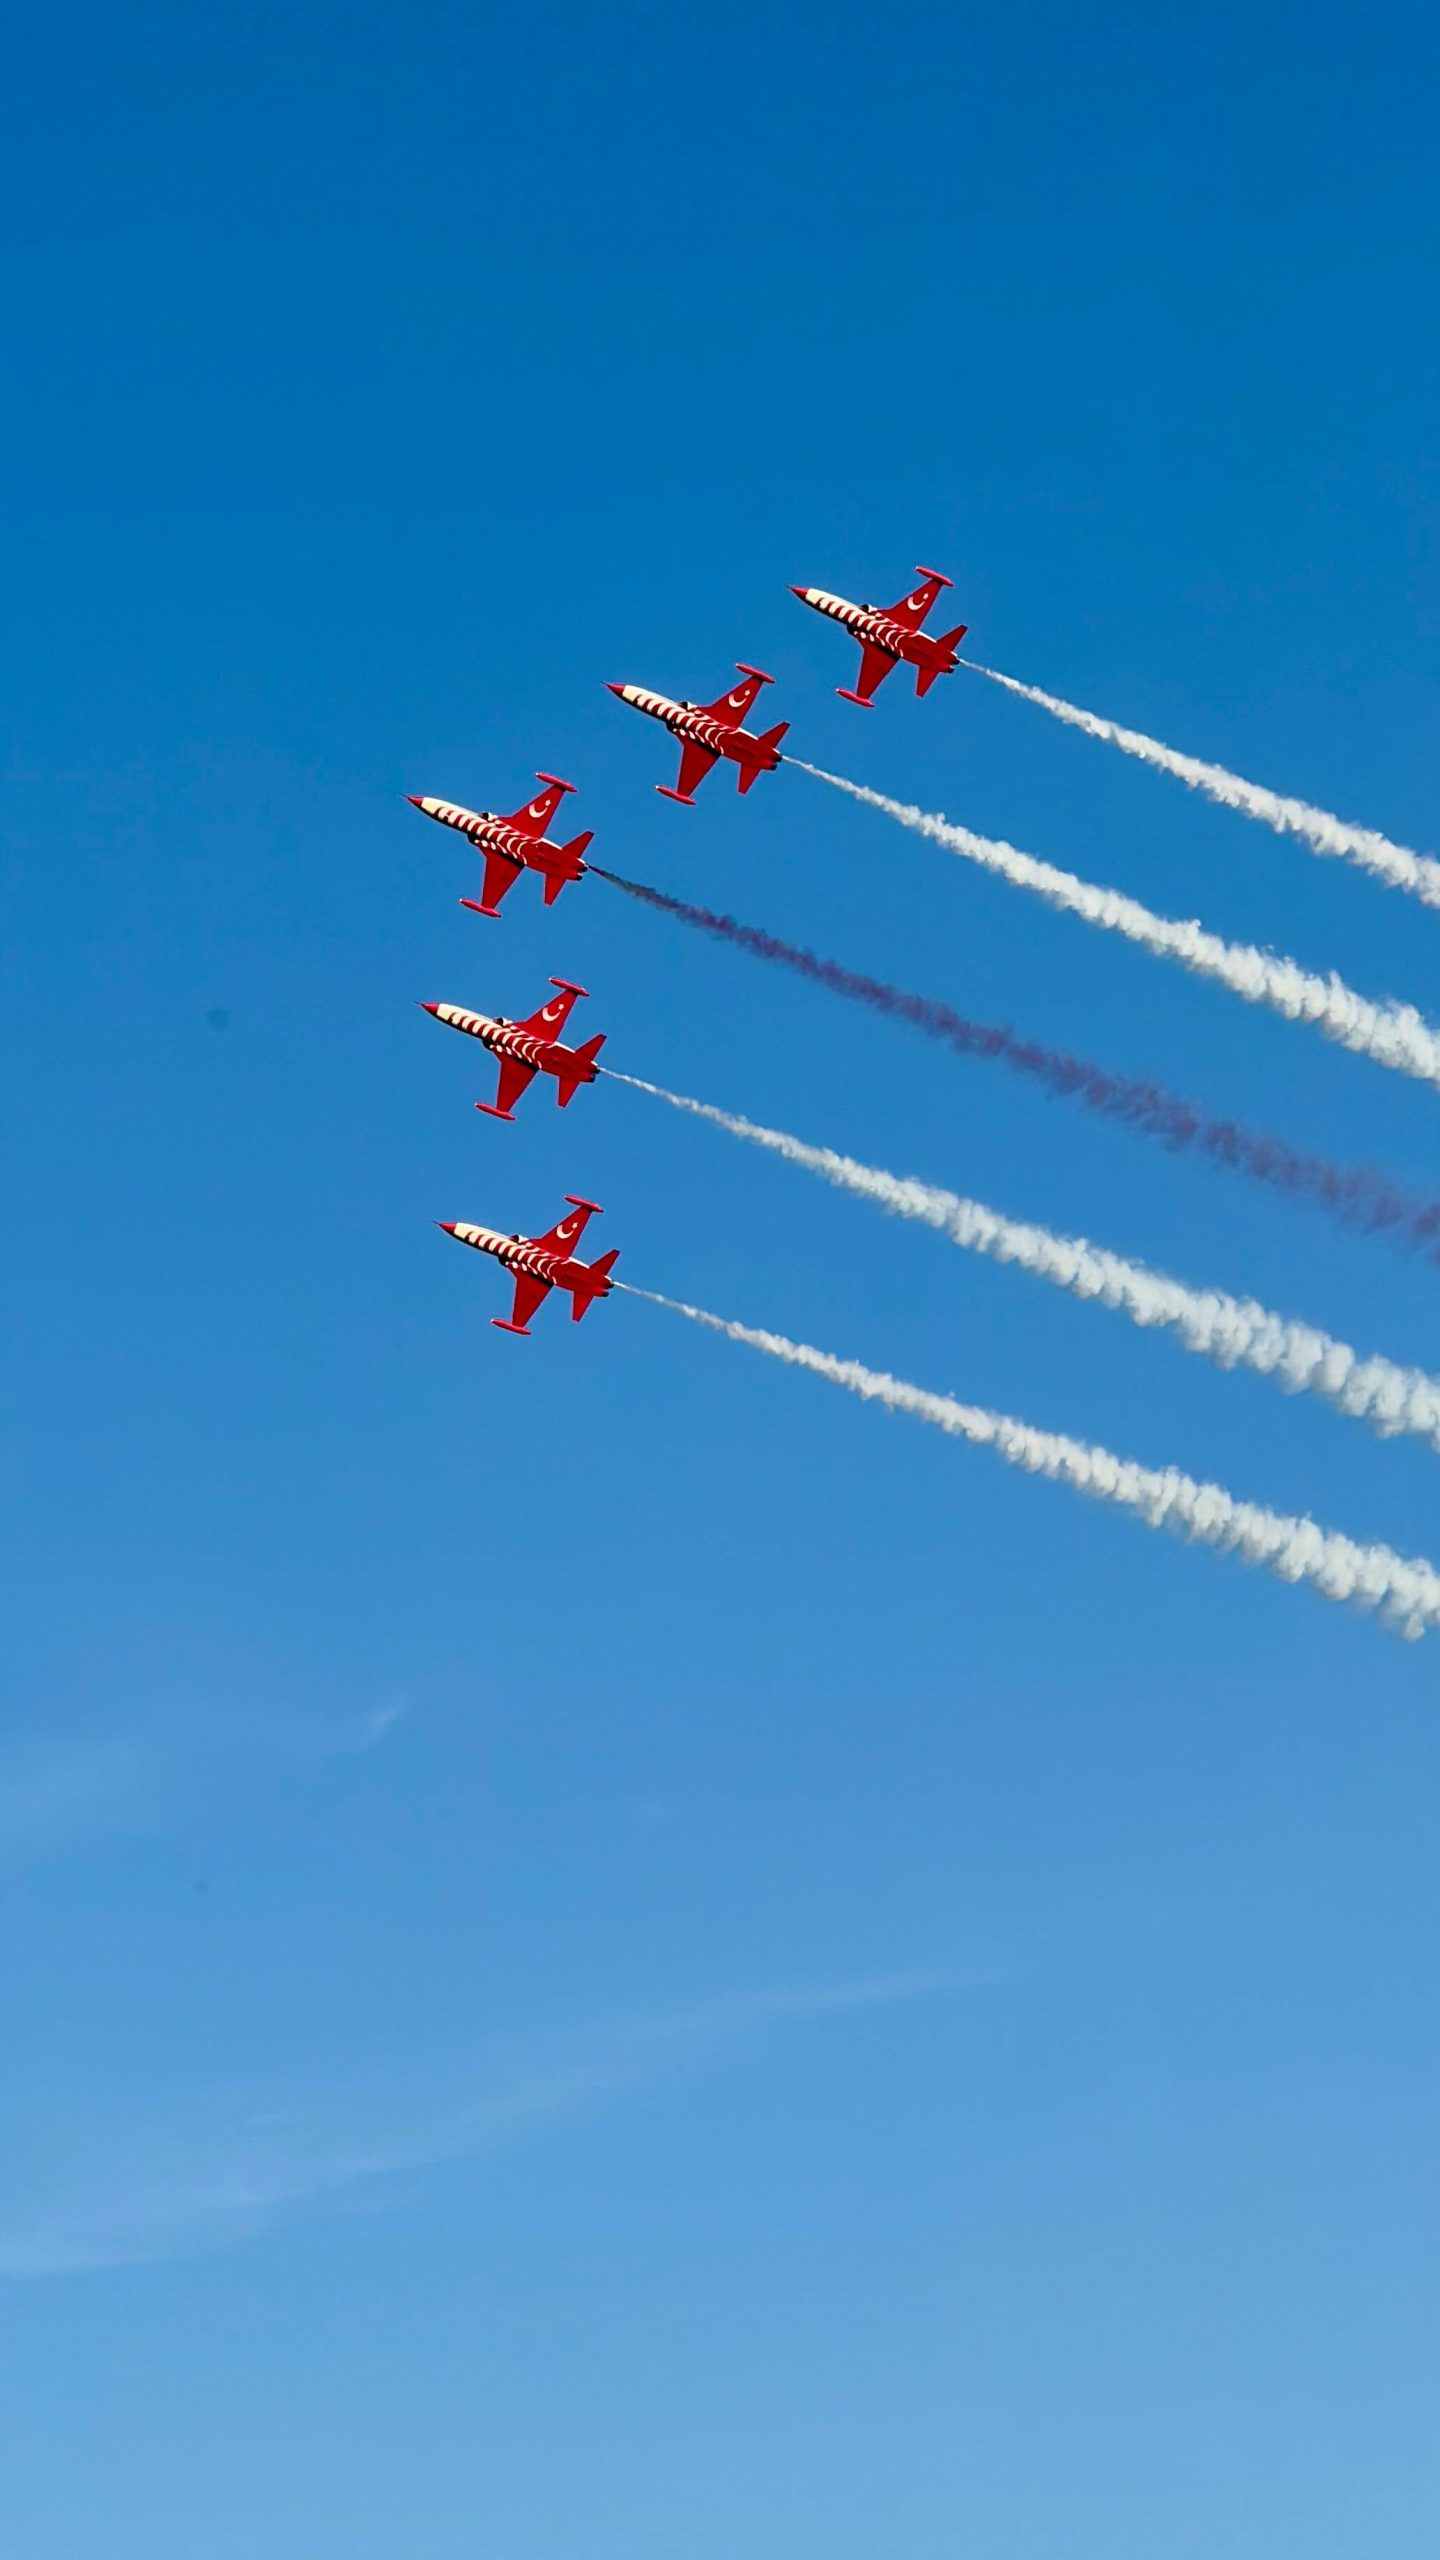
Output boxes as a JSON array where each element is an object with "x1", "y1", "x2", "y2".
[
  {"x1": 458, "y1": 898, "x2": 499, "y2": 918},
  {"x1": 475, "y1": 1103, "x2": 516, "y2": 1121}
]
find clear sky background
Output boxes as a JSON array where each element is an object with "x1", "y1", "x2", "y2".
[{"x1": 4, "y1": 3, "x2": 1439, "y2": 2552}]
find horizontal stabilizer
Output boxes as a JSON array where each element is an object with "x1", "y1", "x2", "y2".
[
  {"x1": 572, "y1": 1245, "x2": 619, "y2": 1317},
  {"x1": 737, "y1": 720, "x2": 788, "y2": 790},
  {"x1": 556, "y1": 1031, "x2": 606, "y2": 1106}
]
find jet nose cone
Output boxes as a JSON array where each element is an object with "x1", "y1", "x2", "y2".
[
  {"x1": 606, "y1": 681, "x2": 626, "y2": 698},
  {"x1": 436, "y1": 1221, "x2": 458, "y2": 1235},
  {"x1": 419, "y1": 1000, "x2": 440, "y2": 1016},
  {"x1": 790, "y1": 585, "x2": 808, "y2": 600},
  {"x1": 407, "y1": 794, "x2": 425, "y2": 809}
]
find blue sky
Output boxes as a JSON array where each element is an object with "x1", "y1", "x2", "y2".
[{"x1": 4, "y1": 1, "x2": 1439, "y2": 2551}]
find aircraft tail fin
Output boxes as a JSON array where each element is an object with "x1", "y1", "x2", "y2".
[
  {"x1": 917, "y1": 662, "x2": 960, "y2": 698},
  {"x1": 557, "y1": 1032, "x2": 606, "y2": 1105},
  {"x1": 572, "y1": 1246, "x2": 619, "y2": 1316},
  {"x1": 540, "y1": 830, "x2": 592, "y2": 905},
  {"x1": 737, "y1": 721, "x2": 788, "y2": 790},
  {"x1": 938, "y1": 622, "x2": 968, "y2": 652}
]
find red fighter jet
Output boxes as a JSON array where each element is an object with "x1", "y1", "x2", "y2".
[
  {"x1": 420, "y1": 979, "x2": 606, "y2": 1121},
  {"x1": 607, "y1": 666, "x2": 789, "y2": 804},
  {"x1": 438, "y1": 1197, "x2": 618, "y2": 1337},
  {"x1": 791, "y1": 567, "x2": 968, "y2": 707},
  {"x1": 407, "y1": 775, "x2": 592, "y2": 917}
]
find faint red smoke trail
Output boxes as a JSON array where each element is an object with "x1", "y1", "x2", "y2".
[{"x1": 591, "y1": 866, "x2": 1440, "y2": 1258}]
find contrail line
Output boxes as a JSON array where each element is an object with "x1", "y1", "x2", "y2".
[
  {"x1": 591, "y1": 868, "x2": 1440, "y2": 1257},
  {"x1": 609, "y1": 1073, "x2": 1440, "y2": 1453},
  {"x1": 792, "y1": 762, "x2": 1440, "y2": 1093},
  {"x1": 962, "y1": 657, "x2": 1440, "y2": 909},
  {"x1": 616, "y1": 1286, "x2": 1440, "y2": 1639}
]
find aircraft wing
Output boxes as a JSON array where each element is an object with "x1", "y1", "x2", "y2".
[
  {"x1": 534, "y1": 1197, "x2": 601, "y2": 1254},
  {"x1": 882, "y1": 569, "x2": 951, "y2": 630},
  {"x1": 518, "y1": 981, "x2": 586, "y2": 1038},
  {"x1": 503, "y1": 775, "x2": 575, "y2": 839},
  {"x1": 460, "y1": 846, "x2": 523, "y2": 918},
  {"x1": 837, "y1": 642, "x2": 898, "y2": 707},
  {"x1": 494, "y1": 1268, "x2": 552, "y2": 1335},
  {"x1": 658, "y1": 737, "x2": 720, "y2": 805},
  {"x1": 699, "y1": 667, "x2": 771, "y2": 724},
  {"x1": 478, "y1": 1054, "x2": 538, "y2": 1121}
]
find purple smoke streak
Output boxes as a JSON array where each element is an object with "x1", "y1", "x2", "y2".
[{"x1": 591, "y1": 866, "x2": 1440, "y2": 1258}]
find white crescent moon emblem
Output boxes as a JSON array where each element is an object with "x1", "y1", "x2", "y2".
[
  {"x1": 729, "y1": 689, "x2": 746, "y2": 708},
  {"x1": 529, "y1": 799, "x2": 548, "y2": 819}
]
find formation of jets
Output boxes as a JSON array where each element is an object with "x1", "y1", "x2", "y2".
[{"x1": 414, "y1": 563, "x2": 966, "y2": 1334}]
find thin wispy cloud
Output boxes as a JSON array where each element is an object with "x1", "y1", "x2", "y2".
[
  {"x1": 0, "y1": 1699, "x2": 410, "y2": 1863},
  {"x1": 0, "y1": 1969, "x2": 967, "y2": 2278}
]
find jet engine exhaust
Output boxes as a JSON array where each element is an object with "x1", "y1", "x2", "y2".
[
  {"x1": 590, "y1": 867, "x2": 1440, "y2": 1259},
  {"x1": 614, "y1": 1285, "x2": 1440, "y2": 1640}
]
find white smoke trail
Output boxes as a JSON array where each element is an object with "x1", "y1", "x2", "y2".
[
  {"x1": 610, "y1": 1072, "x2": 1440, "y2": 1453},
  {"x1": 793, "y1": 761, "x2": 1440, "y2": 1094},
  {"x1": 617, "y1": 1284, "x2": 1440, "y2": 1639},
  {"x1": 962, "y1": 658, "x2": 1440, "y2": 909}
]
